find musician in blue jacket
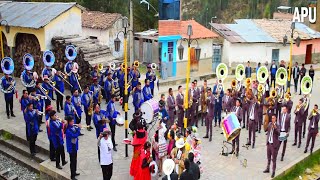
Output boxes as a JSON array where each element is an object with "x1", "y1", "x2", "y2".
[
  {"x1": 130, "y1": 64, "x2": 140, "y2": 89},
  {"x1": 2, "y1": 74, "x2": 16, "y2": 119},
  {"x1": 133, "y1": 82, "x2": 144, "y2": 113},
  {"x1": 107, "y1": 94, "x2": 120, "y2": 152},
  {"x1": 90, "y1": 78, "x2": 101, "y2": 106},
  {"x1": 65, "y1": 95, "x2": 76, "y2": 120},
  {"x1": 146, "y1": 64, "x2": 156, "y2": 96},
  {"x1": 43, "y1": 66, "x2": 53, "y2": 79},
  {"x1": 213, "y1": 80, "x2": 224, "y2": 127},
  {"x1": 42, "y1": 76, "x2": 53, "y2": 107},
  {"x1": 93, "y1": 104, "x2": 108, "y2": 162},
  {"x1": 142, "y1": 79, "x2": 153, "y2": 101},
  {"x1": 122, "y1": 68, "x2": 132, "y2": 111},
  {"x1": 24, "y1": 102, "x2": 39, "y2": 156},
  {"x1": 104, "y1": 72, "x2": 113, "y2": 104},
  {"x1": 159, "y1": 100, "x2": 169, "y2": 124},
  {"x1": 35, "y1": 82, "x2": 45, "y2": 116},
  {"x1": 30, "y1": 88, "x2": 43, "y2": 132},
  {"x1": 49, "y1": 110, "x2": 67, "y2": 169},
  {"x1": 53, "y1": 71, "x2": 65, "y2": 113},
  {"x1": 65, "y1": 116, "x2": 81, "y2": 180},
  {"x1": 72, "y1": 89, "x2": 82, "y2": 125},
  {"x1": 45, "y1": 105, "x2": 55, "y2": 161},
  {"x1": 90, "y1": 65, "x2": 99, "y2": 80},
  {"x1": 69, "y1": 72, "x2": 79, "y2": 94},
  {"x1": 117, "y1": 66, "x2": 125, "y2": 99},
  {"x1": 82, "y1": 85, "x2": 93, "y2": 131},
  {"x1": 21, "y1": 69, "x2": 34, "y2": 94}
]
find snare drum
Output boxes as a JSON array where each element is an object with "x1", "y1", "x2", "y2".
[
  {"x1": 141, "y1": 99, "x2": 159, "y2": 124},
  {"x1": 221, "y1": 113, "x2": 241, "y2": 142},
  {"x1": 278, "y1": 132, "x2": 287, "y2": 141},
  {"x1": 116, "y1": 116, "x2": 124, "y2": 126}
]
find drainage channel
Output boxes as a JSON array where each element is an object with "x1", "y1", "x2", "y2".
[{"x1": 0, "y1": 153, "x2": 38, "y2": 180}]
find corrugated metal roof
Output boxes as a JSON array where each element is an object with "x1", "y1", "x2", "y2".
[
  {"x1": 209, "y1": 23, "x2": 246, "y2": 43},
  {"x1": 226, "y1": 19, "x2": 277, "y2": 43},
  {"x1": 0, "y1": 2, "x2": 77, "y2": 29},
  {"x1": 295, "y1": 22, "x2": 320, "y2": 39}
]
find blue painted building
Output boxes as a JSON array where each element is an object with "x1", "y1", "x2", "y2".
[{"x1": 159, "y1": 0, "x2": 180, "y2": 20}]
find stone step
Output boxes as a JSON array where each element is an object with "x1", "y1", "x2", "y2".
[
  {"x1": 0, "y1": 138, "x2": 48, "y2": 164},
  {"x1": 39, "y1": 160, "x2": 70, "y2": 180},
  {"x1": 0, "y1": 143, "x2": 40, "y2": 173},
  {"x1": 83, "y1": 49, "x2": 111, "y2": 59},
  {"x1": 82, "y1": 46, "x2": 110, "y2": 54}
]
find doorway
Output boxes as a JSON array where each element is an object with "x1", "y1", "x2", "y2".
[{"x1": 305, "y1": 44, "x2": 312, "y2": 64}]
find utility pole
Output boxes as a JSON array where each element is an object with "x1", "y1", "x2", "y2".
[{"x1": 129, "y1": 0, "x2": 134, "y2": 66}]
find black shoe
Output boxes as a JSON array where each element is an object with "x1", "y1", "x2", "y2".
[
  {"x1": 56, "y1": 165, "x2": 63, "y2": 169},
  {"x1": 89, "y1": 126, "x2": 94, "y2": 130},
  {"x1": 298, "y1": 144, "x2": 301, "y2": 148},
  {"x1": 7, "y1": 115, "x2": 10, "y2": 119},
  {"x1": 304, "y1": 149, "x2": 307, "y2": 153},
  {"x1": 271, "y1": 172, "x2": 275, "y2": 178},
  {"x1": 62, "y1": 161, "x2": 68, "y2": 166},
  {"x1": 258, "y1": 130, "x2": 261, "y2": 133},
  {"x1": 303, "y1": 134, "x2": 305, "y2": 138},
  {"x1": 11, "y1": 114, "x2": 16, "y2": 117},
  {"x1": 280, "y1": 156, "x2": 284, "y2": 161},
  {"x1": 39, "y1": 129, "x2": 43, "y2": 132},
  {"x1": 113, "y1": 147, "x2": 117, "y2": 152},
  {"x1": 263, "y1": 169, "x2": 270, "y2": 173},
  {"x1": 51, "y1": 158, "x2": 56, "y2": 161},
  {"x1": 242, "y1": 126, "x2": 245, "y2": 129},
  {"x1": 310, "y1": 150, "x2": 313, "y2": 154},
  {"x1": 57, "y1": 110, "x2": 61, "y2": 113},
  {"x1": 87, "y1": 127, "x2": 91, "y2": 131},
  {"x1": 71, "y1": 178, "x2": 77, "y2": 180},
  {"x1": 31, "y1": 153, "x2": 36, "y2": 157},
  {"x1": 229, "y1": 151, "x2": 234, "y2": 154},
  {"x1": 40, "y1": 121, "x2": 45, "y2": 124},
  {"x1": 245, "y1": 143, "x2": 251, "y2": 146},
  {"x1": 209, "y1": 137, "x2": 212, "y2": 142},
  {"x1": 75, "y1": 173, "x2": 80, "y2": 176},
  {"x1": 220, "y1": 132, "x2": 223, "y2": 134},
  {"x1": 292, "y1": 143, "x2": 297, "y2": 146},
  {"x1": 203, "y1": 136, "x2": 209, "y2": 138},
  {"x1": 79, "y1": 133, "x2": 84, "y2": 136},
  {"x1": 115, "y1": 144, "x2": 118, "y2": 146},
  {"x1": 252, "y1": 144, "x2": 255, "y2": 149}
]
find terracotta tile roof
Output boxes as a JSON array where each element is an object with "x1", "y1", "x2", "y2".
[
  {"x1": 82, "y1": 11, "x2": 122, "y2": 30},
  {"x1": 159, "y1": 20, "x2": 219, "y2": 39}
]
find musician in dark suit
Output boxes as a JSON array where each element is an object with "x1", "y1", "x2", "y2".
[
  {"x1": 304, "y1": 104, "x2": 319, "y2": 154},
  {"x1": 2, "y1": 74, "x2": 16, "y2": 119},
  {"x1": 203, "y1": 88, "x2": 215, "y2": 141},
  {"x1": 42, "y1": 76, "x2": 53, "y2": 107},
  {"x1": 245, "y1": 61, "x2": 252, "y2": 78},
  {"x1": 24, "y1": 102, "x2": 39, "y2": 156},
  {"x1": 167, "y1": 88, "x2": 176, "y2": 129},
  {"x1": 292, "y1": 62, "x2": 300, "y2": 94},
  {"x1": 257, "y1": 92, "x2": 265, "y2": 133},
  {"x1": 283, "y1": 93, "x2": 293, "y2": 114},
  {"x1": 72, "y1": 90, "x2": 82, "y2": 125},
  {"x1": 194, "y1": 80, "x2": 201, "y2": 126},
  {"x1": 188, "y1": 82, "x2": 199, "y2": 126},
  {"x1": 246, "y1": 97, "x2": 259, "y2": 148},
  {"x1": 299, "y1": 64, "x2": 306, "y2": 95},
  {"x1": 230, "y1": 99, "x2": 243, "y2": 156},
  {"x1": 278, "y1": 105, "x2": 291, "y2": 161},
  {"x1": 293, "y1": 99, "x2": 305, "y2": 148},
  {"x1": 263, "y1": 114, "x2": 280, "y2": 178},
  {"x1": 241, "y1": 85, "x2": 249, "y2": 129},
  {"x1": 200, "y1": 80, "x2": 208, "y2": 126},
  {"x1": 213, "y1": 80, "x2": 224, "y2": 127},
  {"x1": 176, "y1": 86, "x2": 184, "y2": 128},
  {"x1": 222, "y1": 89, "x2": 234, "y2": 114},
  {"x1": 302, "y1": 96, "x2": 310, "y2": 138}
]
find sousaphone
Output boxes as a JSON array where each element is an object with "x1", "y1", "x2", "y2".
[{"x1": 275, "y1": 67, "x2": 287, "y2": 86}]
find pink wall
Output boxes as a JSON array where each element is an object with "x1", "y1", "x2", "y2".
[{"x1": 292, "y1": 39, "x2": 320, "y2": 55}]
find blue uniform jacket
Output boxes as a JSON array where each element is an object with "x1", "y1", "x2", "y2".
[
  {"x1": 22, "y1": 70, "x2": 33, "y2": 85},
  {"x1": 50, "y1": 120, "x2": 64, "y2": 148},
  {"x1": 90, "y1": 70, "x2": 98, "y2": 79},
  {"x1": 1, "y1": 76, "x2": 14, "y2": 100},
  {"x1": 24, "y1": 109, "x2": 39, "y2": 136},
  {"x1": 130, "y1": 70, "x2": 140, "y2": 88},
  {"x1": 64, "y1": 101, "x2": 75, "y2": 119},
  {"x1": 106, "y1": 101, "x2": 119, "y2": 126},
  {"x1": 213, "y1": 84, "x2": 224, "y2": 108},
  {"x1": 42, "y1": 82, "x2": 53, "y2": 99},
  {"x1": 93, "y1": 110, "x2": 108, "y2": 138},
  {"x1": 133, "y1": 89, "x2": 144, "y2": 111},
  {"x1": 36, "y1": 88, "x2": 45, "y2": 111},
  {"x1": 81, "y1": 92, "x2": 91, "y2": 110},
  {"x1": 43, "y1": 68, "x2": 52, "y2": 79},
  {"x1": 117, "y1": 70, "x2": 124, "y2": 88},
  {"x1": 72, "y1": 95, "x2": 82, "y2": 118},
  {"x1": 159, "y1": 108, "x2": 169, "y2": 123},
  {"x1": 66, "y1": 125, "x2": 80, "y2": 154},
  {"x1": 146, "y1": 71, "x2": 156, "y2": 90},
  {"x1": 21, "y1": 97, "x2": 30, "y2": 111},
  {"x1": 142, "y1": 85, "x2": 152, "y2": 101},
  {"x1": 53, "y1": 74, "x2": 64, "y2": 94},
  {"x1": 104, "y1": 79, "x2": 112, "y2": 100},
  {"x1": 69, "y1": 73, "x2": 79, "y2": 91},
  {"x1": 90, "y1": 84, "x2": 101, "y2": 105}
]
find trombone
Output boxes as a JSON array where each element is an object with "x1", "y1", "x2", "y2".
[
  {"x1": 39, "y1": 85, "x2": 53, "y2": 101},
  {"x1": 47, "y1": 79, "x2": 66, "y2": 97},
  {"x1": 58, "y1": 71, "x2": 73, "y2": 87}
]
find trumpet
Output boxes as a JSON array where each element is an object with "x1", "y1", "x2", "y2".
[
  {"x1": 308, "y1": 109, "x2": 319, "y2": 119},
  {"x1": 270, "y1": 90, "x2": 277, "y2": 98},
  {"x1": 295, "y1": 104, "x2": 303, "y2": 113},
  {"x1": 231, "y1": 79, "x2": 237, "y2": 90},
  {"x1": 37, "y1": 110, "x2": 44, "y2": 115},
  {"x1": 134, "y1": 60, "x2": 139, "y2": 68}
]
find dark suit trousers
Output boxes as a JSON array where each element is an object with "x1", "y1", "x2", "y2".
[
  {"x1": 294, "y1": 124, "x2": 302, "y2": 144},
  {"x1": 214, "y1": 107, "x2": 222, "y2": 125},
  {"x1": 302, "y1": 118, "x2": 307, "y2": 136},
  {"x1": 248, "y1": 120, "x2": 256, "y2": 144},
  {"x1": 188, "y1": 107, "x2": 196, "y2": 126},
  {"x1": 205, "y1": 115, "x2": 213, "y2": 138},
  {"x1": 49, "y1": 140, "x2": 56, "y2": 160},
  {"x1": 267, "y1": 143, "x2": 278, "y2": 172},
  {"x1": 56, "y1": 93, "x2": 64, "y2": 111},
  {"x1": 195, "y1": 103, "x2": 199, "y2": 126},
  {"x1": 55, "y1": 145, "x2": 66, "y2": 167},
  {"x1": 109, "y1": 124, "x2": 116, "y2": 146},
  {"x1": 101, "y1": 163, "x2": 113, "y2": 180},
  {"x1": 5, "y1": 97, "x2": 13, "y2": 116},
  {"x1": 84, "y1": 108, "x2": 92, "y2": 126},
  {"x1": 29, "y1": 134, "x2": 37, "y2": 154},
  {"x1": 271, "y1": 77, "x2": 276, "y2": 89},
  {"x1": 242, "y1": 108, "x2": 248, "y2": 128},
  {"x1": 294, "y1": 78, "x2": 298, "y2": 93},
  {"x1": 177, "y1": 110, "x2": 184, "y2": 128},
  {"x1": 232, "y1": 134, "x2": 240, "y2": 154},
  {"x1": 257, "y1": 112, "x2": 263, "y2": 131},
  {"x1": 305, "y1": 130, "x2": 317, "y2": 151},
  {"x1": 279, "y1": 139, "x2": 287, "y2": 157},
  {"x1": 168, "y1": 111, "x2": 175, "y2": 128},
  {"x1": 69, "y1": 150, "x2": 77, "y2": 178}
]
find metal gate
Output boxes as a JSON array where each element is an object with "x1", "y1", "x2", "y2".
[
  {"x1": 212, "y1": 44, "x2": 222, "y2": 72},
  {"x1": 272, "y1": 49, "x2": 280, "y2": 64},
  {"x1": 167, "y1": 42, "x2": 174, "y2": 77}
]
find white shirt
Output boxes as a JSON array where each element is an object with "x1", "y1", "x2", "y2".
[
  {"x1": 99, "y1": 137, "x2": 113, "y2": 165},
  {"x1": 281, "y1": 113, "x2": 286, "y2": 132},
  {"x1": 268, "y1": 126, "x2": 274, "y2": 144},
  {"x1": 250, "y1": 103, "x2": 255, "y2": 120}
]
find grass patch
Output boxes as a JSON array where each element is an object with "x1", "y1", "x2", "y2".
[
  {"x1": 274, "y1": 150, "x2": 320, "y2": 180},
  {"x1": 2, "y1": 131, "x2": 13, "y2": 140},
  {"x1": 138, "y1": 66, "x2": 160, "y2": 77}
]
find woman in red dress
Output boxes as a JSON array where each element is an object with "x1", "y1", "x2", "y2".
[
  {"x1": 134, "y1": 141, "x2": 152, "y2": 180},
  {"x1": 130, "y1": 122, "x2": 147, "y2": 177}
]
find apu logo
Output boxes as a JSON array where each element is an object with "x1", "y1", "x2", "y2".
[{"x1": 293, "y1": 7, "x2": 317, "y2": 23}]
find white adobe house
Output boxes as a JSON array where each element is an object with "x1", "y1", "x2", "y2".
[
  {"x1": 82, "y1": 11, "x2": 124, "y2": 58},
  {"x1": 210, "y1": 19, "x2": 290, "y2": 67}
]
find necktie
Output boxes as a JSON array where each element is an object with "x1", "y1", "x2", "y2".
[
  {"x1": 281, "y1": 114, "x2": 286, "y2": 131},
  {"x1": 171, "y1": 96, "x2": 174, "y2": 104},
  {"x1": 312, "y1": 116, "x2": 315, "y2": 128},
  {"x1": 269, "y1": 126, "x2": 274, "y2": 143}
]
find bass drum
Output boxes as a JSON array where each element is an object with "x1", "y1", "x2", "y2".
[{"x1": 141, "y1": 99, "x2": 159, "y2": 124}]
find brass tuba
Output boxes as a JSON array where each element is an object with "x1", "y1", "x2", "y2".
[
  {"x1": 235, "y1": 64, "x2": 245, "y2": 81},
  {"x1": 257, "y1": 66, "x2": 269, "y2": 84},
  {"x1": 216, "y1": 63, "x2": 228, "y2": 82},
  {"x1": 301, "y1": 76, "x2": 312, "y2": 95},
  {"x1": 21, "y1": 54, "x2": 37, "y2": 88},
  {"x1": 134, "y1": 60, "x2": 139, "y2": 68},
  {"x1": 65, "y1": 45, "x2": 77, "y2": 61},
  {"x1": 98, "y1": 63, "x2": 104, "y2": 71},
  {"x1": 0, "y1": 57, "x2": 16, "y2": 94},
  {"x1": 270, "y1": 89, "x2": 277, "y2": 98},
  {"x1": 231, "y1": 79, "x2": 237, "y2": 89},
  {"x1": 276, "y1": 67, "x2": 288, "y2": 86}
]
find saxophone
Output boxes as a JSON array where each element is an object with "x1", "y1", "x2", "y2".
[
  {"x1": 98, "y1": 87, "x2": 102, "y2": 104},
  {"x1": 88, "y1": 92, "x2": 93, "y2": 116}
]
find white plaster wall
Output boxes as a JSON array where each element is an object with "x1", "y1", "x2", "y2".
[
  {"x1": 222, "y1": 40, "x2": 290, "y2": 66},
  {"x1": 176, "y1": 38, "x2": 213, "y2": 62},
  {"x1": 82, "y1": 27, "x2": 108, "y2": 45},
  {"x1": 44, "y1": 7, "x2": 82, "y2": 50}
]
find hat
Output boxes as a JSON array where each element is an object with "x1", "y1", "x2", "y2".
[
  {"x1": 93, "y1": 77, "x2": 98, "y2": 82},
  {"x1": 175, "y1": 138, "x2": 185, "y2": 149},
  {"x1": 149, "y1": 161, "x2": 158, "y2": 177},
  {"x1": 192, "y1": 133, "x2": 201, "y2": 141},
  {"x1": 102, "y1": 129, "x2": 111, "y2": 135},
  {"x1": 45, "y1": 105, "x2": 53, "y2": 112},
  {"x1": 163, "y1": 159, "x2": 175, "y2": 175},
  {"x1": 43, "y1": 75, "x2": 49, "y2": 80}
]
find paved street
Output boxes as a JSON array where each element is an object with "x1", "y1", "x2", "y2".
[{"x1": 0, "y1": 68, "x2": 319, "y2": 180}]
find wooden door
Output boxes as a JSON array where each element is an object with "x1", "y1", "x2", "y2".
[{"x1": 305, "y1": 44, "x2": 312, "y2": 64}]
